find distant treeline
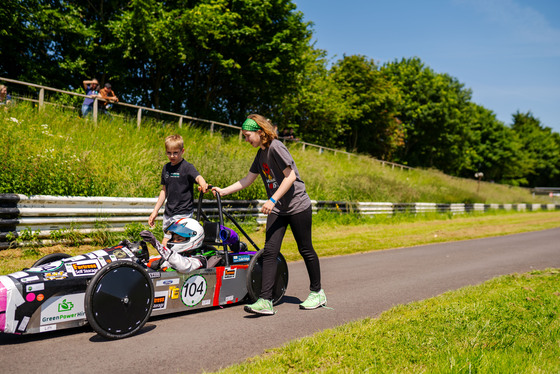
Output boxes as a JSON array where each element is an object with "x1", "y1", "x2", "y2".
[{"x1": 2, "y1": 0, "x2": 559, "y2": 186}]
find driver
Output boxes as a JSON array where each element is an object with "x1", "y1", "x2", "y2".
[{"x1": 140, "y1": 218, "x2": 206, "y2": 273}]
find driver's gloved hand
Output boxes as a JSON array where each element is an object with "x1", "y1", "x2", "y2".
[{"x1": 139, "y1": 230, "x2": 172, "y2": 260}]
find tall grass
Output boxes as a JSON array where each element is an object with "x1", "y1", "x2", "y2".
[{"x1": 0, "y1": 102, "x2": 545, "y2": 203}]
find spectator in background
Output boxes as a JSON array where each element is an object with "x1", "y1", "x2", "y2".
[
  {"x1": 98, "y1": 82, "x2": 119, "y2": 116},
  {"x1": 81, "y1": 79, "x2": 100, "y2": 117},
  {"x1": 0, "y1": 85, "x2": 12, "y2": 108}
]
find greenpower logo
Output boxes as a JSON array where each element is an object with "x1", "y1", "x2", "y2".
[{"x1": 58, "y1": 298, "x2": 74, "y2": 312}]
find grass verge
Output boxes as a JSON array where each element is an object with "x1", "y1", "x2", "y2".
[{"x1": 217, "y1": 269, "x2": 560, "y2": 373}]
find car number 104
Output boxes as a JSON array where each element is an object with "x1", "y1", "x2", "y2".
[{"x1": 181, "y1": 275, "x2": 207, "y2": 307}]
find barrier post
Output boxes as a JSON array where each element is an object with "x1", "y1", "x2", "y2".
[{"x1": 38, "y1": 88, "x2": 45, "y2": 111}]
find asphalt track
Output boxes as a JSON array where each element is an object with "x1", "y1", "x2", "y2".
[{"x1": 1, "y1": 227, "x2": 559, "y2": 374}]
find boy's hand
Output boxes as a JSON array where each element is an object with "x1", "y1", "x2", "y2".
[
  {"x1": 148, "y1": 211, "x2": 157, "y2": 228},
  {"x1": 198, "y1": 182, "x2": 209, "y2": 193}
]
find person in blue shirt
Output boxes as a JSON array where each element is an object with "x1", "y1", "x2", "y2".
[
  {"x1": 81, "y1": 79, "x2": 100, "y2": 117},
  {"x1": 0, "y1": 85, "x2": 12, "y2": 108}
]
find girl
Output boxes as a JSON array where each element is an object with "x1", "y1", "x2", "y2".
[{"x1": 212, "y1": 114, "x2": 326, "y2": 315}]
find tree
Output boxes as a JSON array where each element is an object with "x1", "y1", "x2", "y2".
[
  {"x1": 330, "y1": 55, "x2": 403, "y2": 159},
  {"x1": 459, "y1": 104, "x2": 529, "y2": 185},
  {"x1": 276, "y1": 48, "x2": 351, "y2": 148},
  {"x1": 511, "y1": 111, "x2": 560, "y2": 186},
  {"x1": 382, "y1": 57, "x2": 472, "y2": 173}
]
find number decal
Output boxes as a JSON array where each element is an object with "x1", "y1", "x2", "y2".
[{"x1": 181, "y1": 275, "x2": 207, "y2": 307}]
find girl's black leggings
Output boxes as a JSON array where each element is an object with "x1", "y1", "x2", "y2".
[{"x1": 260, "y1": 205, "x2": 322, "y2": 300}]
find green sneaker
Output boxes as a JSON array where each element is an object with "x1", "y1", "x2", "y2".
[
  {"x1": 244, "y1": 298, "x2": 275, "y2": 315},
  {"x1": 299, "y1": 289, "x2": 327, "y2": 310}
]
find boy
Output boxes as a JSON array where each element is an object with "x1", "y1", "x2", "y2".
[
  {"x1": 149, "y1": 134, "x2": 208, "y2": 247},
  {"x1": 98, "y1": 83, "x2": 118, "y2": 115}
]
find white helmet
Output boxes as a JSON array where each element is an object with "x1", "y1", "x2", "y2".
[{"x1": 165, "y1": 218, "x2": 204, "y2": 253}]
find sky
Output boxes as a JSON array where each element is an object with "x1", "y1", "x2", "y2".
[{"x1": 294, "y1": 0, "x2": 560, "y2": 134}]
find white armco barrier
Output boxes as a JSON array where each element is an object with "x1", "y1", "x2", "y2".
[{"x1": 0, "y1": 194, "x2": 558, "y2": 249}]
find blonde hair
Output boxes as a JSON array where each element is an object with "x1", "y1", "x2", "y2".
[
  {"x1": 165, "y1": 134, "x2": 184, "y2": 150},
  {"x1": 247, "y1": 113, "x2": 277, "y2": 148}
]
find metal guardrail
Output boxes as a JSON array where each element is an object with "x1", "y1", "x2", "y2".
[
  {"x1": 0, "y1": 76, "x2": 413, "y2": 170},
  {"x1": 1, "y1": 194, "x2": 558, "y2": 249}
]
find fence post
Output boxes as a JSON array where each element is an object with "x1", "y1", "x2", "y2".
[
  {"x1": 179, "y1": 116, "x2": 183, "y2": 128},
  {"x1": 93, "y1": 98, "x2": 98, "y2": 124},
  {"x1": 210, "y1": 122, "x2": 214, "y2": 135},
  {"x1": 38, "y1": 88, "x2": 45, "y2": 111},
  {"x1": 239, "y1": 129, "x2": 243, "y2": 142},
  {"x1": 137, "y1": 108, "x2": 142, "y2": 129}
]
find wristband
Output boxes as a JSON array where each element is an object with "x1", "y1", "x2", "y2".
[{"x1": 269, "y1": 197, "x2": 277, "y2": 204}]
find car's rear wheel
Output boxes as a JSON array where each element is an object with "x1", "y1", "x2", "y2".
[
  {"x1": 85, "y1": 261, "x2": 153, "y2": 339},
  {"x1": 246, "y1": 250, "x2": 288, "y2": 305},
  {"x1": 32, "y1": 253, "x2": 72, "y2": 267}
]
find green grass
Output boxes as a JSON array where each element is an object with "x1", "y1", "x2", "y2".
[
  {"x1": 217, "y1": 269, "x2": 560, "y2": 373},
  {"x1": 0, "y1": 102, "x2": 548, "y2": 203}
]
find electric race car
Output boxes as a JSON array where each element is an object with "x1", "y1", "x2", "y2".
[{"x1": 0, "y1": 191, "x2": 288, "y2": 339}]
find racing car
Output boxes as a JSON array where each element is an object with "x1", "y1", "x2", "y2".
[{"x1": 0, "y1": 190, "x2": 288, "y2": 339}]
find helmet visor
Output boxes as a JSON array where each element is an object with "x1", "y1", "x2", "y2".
[{"x1": 165, "y1": 222, "x2": 197, "y2": 238}]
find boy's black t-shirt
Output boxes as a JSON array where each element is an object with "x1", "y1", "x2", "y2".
[{"x1": 160, "y1": 159, "x2": 200, "y2": 216}]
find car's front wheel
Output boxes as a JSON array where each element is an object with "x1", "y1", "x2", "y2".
[{"x1": 85, "y1": 261, "x2": 153, "y2": 339}]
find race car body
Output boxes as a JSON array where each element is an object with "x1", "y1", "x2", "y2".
[{"x1": 0, "y1": 242, "x2": 263, "y2": 338}]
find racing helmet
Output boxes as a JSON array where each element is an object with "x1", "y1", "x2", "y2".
[{"x1": 165, "y1": 218, "x2": 204, "y2": 253}]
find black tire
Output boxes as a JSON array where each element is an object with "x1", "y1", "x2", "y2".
[
  {"x1": 246, "y1": 250, "x2": 289, "y2": 305},
  {"x1": 32, "y1": 253, "x2": 72, "y2": 267},
  {"x1": 85, "y1": 261, "x2": 154, "y2": 339}
]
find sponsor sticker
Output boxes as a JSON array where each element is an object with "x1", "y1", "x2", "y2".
[
  {"x1": 26, "y1": 283, "x2": 45, "y2": 292},
  {"x1": 66, "y1": 260, "x2": 100, "y2": 277},
  {"x1": 149, "y1": 272, "x2": 161, "y2": 279},
  {"x1": 27, "y1": 260, "x2": 66, "y2": 273},
  {"x1": 153, "y1": 291, "x2": 168, "y2": 310},
  {"x1": 112, "y1": 249, "x2": 128, "y2": 259},
  {"x1": 9, "y1": 271, "x2": 29, "y2": 279},
  {"x1": 223, "y1": 268, "x2": 237, "y2": 280},
  {"x1": 91, "y1": 250, "x2": 109, "y2": 258},
  {"x1": 21, "y1": 276, "x2": 40, "y2": 283},
  {"x1": 156, "y1": 278, "x2": 179, "y2": 287},
  {"x1": 169, "y1": 286, "x2": 180, "y2": 300},
  {"x1": 40, "y1": 293, "x2": 85, "y2": 325},
  {"x1": 232, "y1": 255, "x2": 251, "y2": 263},
  {"x1": 17, "y1": 316, "x2": 30, "y2": 331},
  {"x1": 44, "y1": 271, "x2": 67, "y2": 281},
  {"x1": 40, "y1": 325, "x2": 57, "y2": 333}
]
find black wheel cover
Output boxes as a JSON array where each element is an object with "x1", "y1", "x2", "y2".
[
  {"x1": 246, "y1": 250, "x2": 289, "y2": 305},
  {"x1": 85, "y1": 261, "x2": 153, "y2": 339},
  {"x1": 32, "y1": 253, "x2": 72, "y2": 267}
]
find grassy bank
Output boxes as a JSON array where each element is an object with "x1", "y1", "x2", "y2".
[
  {"x1": 1, "y1": 102, "x2": 546, "y2": 203},
  {"x1": 217, "y1": 269, "x2": 560, "y2": 373}
]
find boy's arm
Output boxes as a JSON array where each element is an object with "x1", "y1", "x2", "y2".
[
  {"x1": 149, "y1": 186, "x2": 166, "y2": 228},
  {"x1": 195, "y1": 175, "x2": 208, "y2": 193}
]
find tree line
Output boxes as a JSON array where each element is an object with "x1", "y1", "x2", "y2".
[{"x1": 2, "y1": 0, "x2": 559, "y2": 187}]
